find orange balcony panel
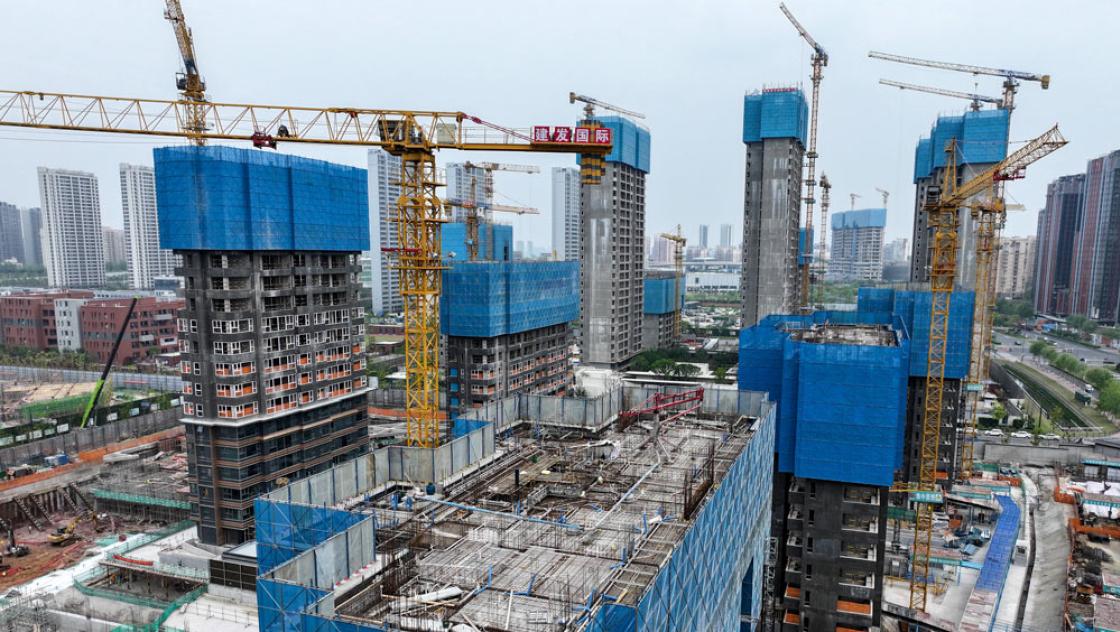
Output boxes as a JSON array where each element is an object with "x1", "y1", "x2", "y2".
[
  {"x1": 837, "y1": 626, "x2": 867, "y2": 632},
  {"x1": 785, "y1": 585, "x2": 801, "y2": 600},
  {"x1": 836, "y1": 600, "x2": 872, "y2": 616},
  {"x1": 783, "y1": 611, "x2": 801, "y2": 625}
]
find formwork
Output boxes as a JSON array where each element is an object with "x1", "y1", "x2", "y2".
[
  {"x1": 440, "y1": 261, "x2": 579, "y2": 337},
  {"x1": 742, "y1": 88, "x2": 809, "y2": 146},
  {"x1": 738, "y1": 311, "x2": 910, "y2": 486},
  {"x1": 153, "y1": 146, "x2": 369, "y2": 252},
  {"x1": 255, "y1": 386, "x2": 775, "y2": 632}
]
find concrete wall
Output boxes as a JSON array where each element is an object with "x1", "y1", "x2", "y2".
[
  {"x1": 978, "y1": 439, "x2": 1096, "y2": 466},
  {"x1": 0, "y1": 407, "x2": 181, "y2": 467}
]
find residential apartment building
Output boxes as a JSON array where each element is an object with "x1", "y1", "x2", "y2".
[
  {"x1": 720, "y1": 222, "x2": 735, "y2": 248},
  {"x1": 367, "y1": 149, "x2": 403, "y2": 315},
  {"x1": 121, "y1": 163, "x2": 177, "y2": 289},
  {"x1": 828, "y1": 208, "x2": 886, "y2": 282},
  {"x1": 20, "y1": 207, "x2": 43, "y2": 267},
  {"x1": 641, "y1": 270, "x2": 683, "y2": 350},
  {"x1": 550, "y1": 166, "x2": 581, "y2": 261},
  {"x1": 740, "y1": 88, "x2": 807, "y2": 327},
  {"x1": 580, "y1": 116, "x2": 650, "y2": 367},
  {"x1": 155, "y1": 146, "x2": 371, "y2": 545},
  {"x1": 79, "y1": 296, "x2": 183, "y2": 364},
  {"x1": 882, "y1": 237, "x2": 909, "y2": 264},
  {"x1": 38, "y1": 168, "x2": 104, "y2": 288},
  {"x1": 0, "y1": 202, "x2": 24, "y2": 264},
  {"x1": 1034, "y1": 174, "x2": 1086, "y2": 316},
  {"x1": 995, "y1": 236, "x2": 1035, "y2": 298},
  {"x1": 102, "y1": 227, "x2": 127, "y2": 267}
]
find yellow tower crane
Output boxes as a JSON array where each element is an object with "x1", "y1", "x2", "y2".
[
  {"x1": 568, "y1": 92, "x2": 645, "y2": 185},
  {"x1": 869, "y1": 51, "x2": 1049, "y2": 112},
  {"x1": 658, "y1": 226, "x2": 687, "y2": 343},
  {"x1": 879, "y1": 79, "x2": 1003, "y2": 112},
  {"x1": 448, "y1": 161, "x2": 541, "y2": 261},
  {"x1": 906, "y1": 125, "x2": 1066, "y2": 611},
  {"x1": 815, "y1": 174, "x2": 831, "y2": 283},
  {"x1": 162, "y1": 0, "x2": 207, "y2": 143},
  {"x1": 779, "y1": 3, "x2": 827, "y2": 310}
]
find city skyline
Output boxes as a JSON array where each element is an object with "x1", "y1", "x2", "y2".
[{"x1": 2, "y1": 1, "x2": 1109, "y2": 251}]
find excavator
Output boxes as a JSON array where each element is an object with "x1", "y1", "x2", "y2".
[{"x1": 47, "y1": 511, "x2": 92, "y2": 546}]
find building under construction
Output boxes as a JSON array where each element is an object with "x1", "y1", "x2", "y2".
[
  {"x1": 739, "y1": 287, "x2": 974, "y2": 631},
  {"x1": 256, "y1": 385, "x2": 774, "y2": 631},
  {"x1": 641, "y1": 270, "x2": 684, "y2": 350}
]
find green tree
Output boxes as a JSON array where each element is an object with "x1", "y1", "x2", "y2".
[
  {"x1": 992, "y1": 403, "x2": 1008, "y2": 426},
  {"x1": 674, "y1": 363, "x2": 701, "y2": 379},
  {"x1": 1017, "y1": 302, "x2": 1035, "y2": 319},
  {"x1": 1041, "y1": 346, "x2": 1059, "y2": 362},
  {"x1": 651, "y1": 359, "x2": 677, "y2": 377},
  {"x1": 713, "y1": 366, "x2": 730, "y2": 384},
  {"x1": 1100, "y1": 382, "x2": 1120, "y2": 416},
  {"x1": 1086, "y1": 367, "x2": 1115, "y2": 391},
  {"x1": 1053, "y1": 353, "x2": 1085, "y2": 377},
  {"x1": 1029, "y1": 341, "x2": 1047, "y2": 356}
]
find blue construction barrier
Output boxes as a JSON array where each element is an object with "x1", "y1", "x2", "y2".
[
  {"x1": 913, "y1": 109, "x2": 1009, "y2": 181},
  {"x1": 743, "y1": 88, "x2": 809, "y2": 146},
  {"x1": 643, "y1": 275, "x2": 683, "y2": 315},
  {"x1": 441, "y1": 261, "x2": 579, "y2": 337}
]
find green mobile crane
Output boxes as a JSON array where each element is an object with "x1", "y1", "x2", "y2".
[{"x1": 78, "y1": 297, "x2": 139, "y2": 429}]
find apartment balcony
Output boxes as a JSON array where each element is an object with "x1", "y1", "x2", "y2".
[
  {"x1": 842, "y1": 490, "x2": 879, "y2": 506},
  {"x1": 838, "y1": 573, "x2": 875, "y2": 589},
  {"x1": 782, "y1": 611, "x2": 800, "y2": 627},
  {"x1": 835, "y1": 599, "x2": 872, "y2": 617},
  {"x1": 841, "y1": 519, "x2": 879, "y2": 534},
  {"x1": 840, "y1": 546, "x2": 877, "y2": 562},
  {"x1": 787, "y1": 534, "x2": 803, "y2": 549},
  {"x1": 784, "y1": 585, "x2": 801, "y2": 601},
  {"x1": 789, "y1": 480, "x2": 806, "y2": 494}
]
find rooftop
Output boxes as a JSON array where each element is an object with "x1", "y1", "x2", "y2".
[{"x1": 784, "y1": 322, "x2": 899, "y2": 347}]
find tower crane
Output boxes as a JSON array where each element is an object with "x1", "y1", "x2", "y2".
[
  {"x1": 869, "y1": 51, "x2": 1049, "y2": 112},
  {"x1": 879, "y1": 79, "x2": 1002, "y2": 112},
  {"x1": 658, "y1": 226, "x2": 687, "y2": 343},
  {"x1": 1, "y1": 52, "x2": 611, "y2": 453},
  {"x1": 814, "y1": 174, "x2": 831, "y2": 283},
  {"x1": 849, "y1": 193, "x2": 861, "y2": 210},
  {"x1": 779, "y1": 3, "x2": 827, "y2": 310},
  {"x1": 875, "y1": 188, "x2": 889, "y2": 208},
  {"x1": 448, "y1": 161, "x2": 541, "y2": 261},
  {"x1": 568, "y1": 92, "x2": 646, "y2": 120},
  {"x1": 163, "y1": 0, "x2": 207, "y2": 143},
  {"x1": 906, "y1": 124, "x2": 1067, "y2": 612}
]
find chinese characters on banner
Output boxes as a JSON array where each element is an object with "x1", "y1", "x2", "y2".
[{"x1": 532, "y1": 126, "x2": 611, "y2": 145}]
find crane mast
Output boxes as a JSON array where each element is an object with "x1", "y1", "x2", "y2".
[
  {"x1": 815, "y1": 174, "x2": 830, "y2": 283},
  {"x1": 163, "y1": 0, "x2": 207, "y2": 143},
  {"x1": 779, "y1": 3, "x2": 827, "y2": 310},
  {"x1": 907, "y1": 125, "x2": 1066, "y2": 611},
  {"x1": 452, "y1": 161, "x2": 540, "y2": 261},
  {"x1": 658, "y1": 226, "x2": 687, "y2": 343},
  {"x1": 879, "y1": 79, "x2": 1002, "y2": 112}
]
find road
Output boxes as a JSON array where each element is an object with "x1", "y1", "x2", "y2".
[{"x1": 1000, "y1": 329, "x2": 1120, "y2": 366}]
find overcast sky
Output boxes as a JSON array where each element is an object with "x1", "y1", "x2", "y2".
[{"x1": 2, "y1": 0, "x2": 1116, "y2": 251}]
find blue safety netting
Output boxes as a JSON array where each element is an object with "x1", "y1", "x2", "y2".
[
  {"x1": 738, "y1": 310, "x2": 910, "y2": 486},
  {"x1": 441, "y1": 222, "x2": 512, "y2": 262},
  {"x1": 742, "y1": 89, "x2": 809, "y2": 146},
  {"x1": 586, "y1": 399, "x2": 775, "y2": 631},
  {"x1": 798, "y1": 227, "x2": 814, "y2": 266},
  {"x1": 154, "y1": 146, "x2": 368, "y2": 252},
  {"x1": 913, "y1": 109, "x2": 1010, "y2": 181},
  {"x1": 976, "y1": 494, "x2": 1020, "y2": 592},
  {"x1": 832, "y1": 208, "x2": 887, "y2": 230},
  {"x1": 441, "y1": 261, "x2": 579, "y2": 337},
  {"x1": 643, "y1": 275, "x2": 683, "y2": 315},
  {"x1": 451, "y1": 417, "x2": 488, "y2": 438},
  {"x1": 583, "y1": 115, "x2": 651, "y2": 174},
  {"x1": 856, "y1": 288, "x2": 974, "y2": 380},
  {"x1": 255, "y1": 499, "x2": 369, "y2": 574}
]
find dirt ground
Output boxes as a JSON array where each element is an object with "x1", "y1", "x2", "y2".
[{"x1": 0, "y1": 511, "x2": 127, "y2": 591}]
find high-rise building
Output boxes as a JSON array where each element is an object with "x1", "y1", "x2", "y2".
[
  {"x1": 120, "y1": 163, "x2": 177, "y2": 289},
  {"x1": 1034, "y1": 174, "x2": 1086, "y2": 316},
  {"x1": 1076, "y1": 150, "x2": 1120, "y2": 321},
  {"x1": 827, "y1": 208, "x2": 886, "y2": 282},
  {"x1": 155, "y1": 146, "x2": 371, "y2": 545},
  {"x1": 445, "y1": 162, "x2": 492, "y2": 223},
  {"x1": 909, "y1": 110, "x2": 1010, "y2": 288},
  {"x1": 719, "y1": 222, "x2": 735, "y2": 248},
  {"x1": 995, "y1": 236, "x2": 1035, "y2": 298},
  {"x1": 650, "y1": 235, "x2": 673, "y2": 266},
  {"x1": 641, "y1": 269, "x2": 684, "y2": 349},
  {"x1": 0, "y1": 202, "x2": 25, "y2": 264},
  {"x1": 882, "y1": 237, "x2": 909, "y2": 264},
  {"x1": 38, "y1": 168, "x2": 104, "y2": 288},
  {"x1": 367, "y1": 149, "x2": 403, "y2": 315},
  {"x1": 580, "y1": 116, "x2": 650, "y2": 367},
  {"x1": 551, "y1": 167, "x2": 581, "y2": 261},
  {"x1": 102, "y1": 227, "x2": 127, "y2": 266},
  {"x1": 20, "y1": 207, "x2": 43, "y2": 267},
  {"x1": 698, "y1": 224, "x2": 710, "y2": 249},
  {"x1": 739, "y1": 88, "x2": 808, "y2": 327}
]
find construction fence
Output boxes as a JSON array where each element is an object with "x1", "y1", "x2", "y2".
[
  {"x1": 0, "y1": 407, "x2": 181, "y2": 467},
  {"x1": 0, "y1": 365, "x2": 183, "y2": 392}
]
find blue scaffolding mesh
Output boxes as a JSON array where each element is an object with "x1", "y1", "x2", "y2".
[
  {"x1": 586, "y1": 115, "x2": 651, "y2": 174},
  {"x1": 832, "y1": 208, "x2": 887, "y2": 230},
  {"x1": 441, "y1": 222, "x2": 513, "y2": 262},
  {"x1": 254, "y1": 499, "x2": 369, "y2": 575},
  {"x1": 643, "y1": 275, "x2": 683, "y2": 315},
  {"x1": 913, "y1": 109, "x2": 1010, "y2": 182},
  {"x1": 914, "y1": 138, "x2": 934, "y2": 182},
  {"x1": 976, "y1": 494, "x2": 1020, "y2": 592},
  {"x1": 798, "y1": 227, "x2": 814, "y2": 266},
  {"x1": 154, "y1": 146, "x2": 368, "y2": 252},
  {"x1": 856, "y1": 288, "x2": 974, "y2": 379},
  {"x1": 441, "y1": 261, "x2": 579, "y2": 337},
  {"x1": 742, "y1": 89, "x2": 809, "y2": 146},
  {"x1": 738, "y1": 310, "x2": 910, "y2": 486}
]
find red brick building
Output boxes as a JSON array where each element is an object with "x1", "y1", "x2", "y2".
[
  {"x1": 0, "y1": 290, "x2": 94, "y2": 349},
  {"x1": 79, "y1": 296, "x2": 184, "y2": 364}
]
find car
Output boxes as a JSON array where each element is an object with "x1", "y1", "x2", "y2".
[
  {"x1": 1010, "y1": 431, "x2": 1032, "y2": 439},
  {"x1": 1039, "y1": 433, "x2": 1061, "y2": 441},
  {"x1": 984, "y1": 429, "x2": 1005, "y2": 437}
]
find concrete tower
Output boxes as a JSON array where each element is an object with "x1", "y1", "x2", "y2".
[
  {"x1": 38, "y1": 167, "x2": 104, "y2": 288},
  {"x1": 367, "y1": 149, "x2": 403, "y2": 315},
  {"x1": 551, "y1": 167, "x2": 580, "y2": 261},
  {"x1": 120, "y1": 163, "x2": 177, "y2": 289}
]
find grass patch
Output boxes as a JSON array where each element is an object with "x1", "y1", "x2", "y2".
[{"x1": 1005, "y1": 362, "x2": 1115, "y2": 433}]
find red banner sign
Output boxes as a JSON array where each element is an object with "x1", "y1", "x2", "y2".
[{"x1": 532, "y1": 126, "x2": 611, "y2": 145}]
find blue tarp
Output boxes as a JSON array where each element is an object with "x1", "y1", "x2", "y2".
[
  {"x1": 586, "y1": 115, "x2": 651, "y2": 174},
  {"x1": 442, "y1": 222, "x2": 513, "y2": 262},
  {"x1": 154, "y1": 146, "x2": 368, "y2": 252},
  {"x1": 913, "y1": 109, "x2": 1010, "y2": 182},
  {"x1": 743, "y1": 89, "x2": 809, "y2": 146},
  {"x1": 644, "y1": 275, "x2": 684, "y2": 315},
  {"x1": 832, "y1": 208, "x2": 887, "y2": 230},
  {"x1": 856, "y1": 288, "x2": 974, "y2": 379}
]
